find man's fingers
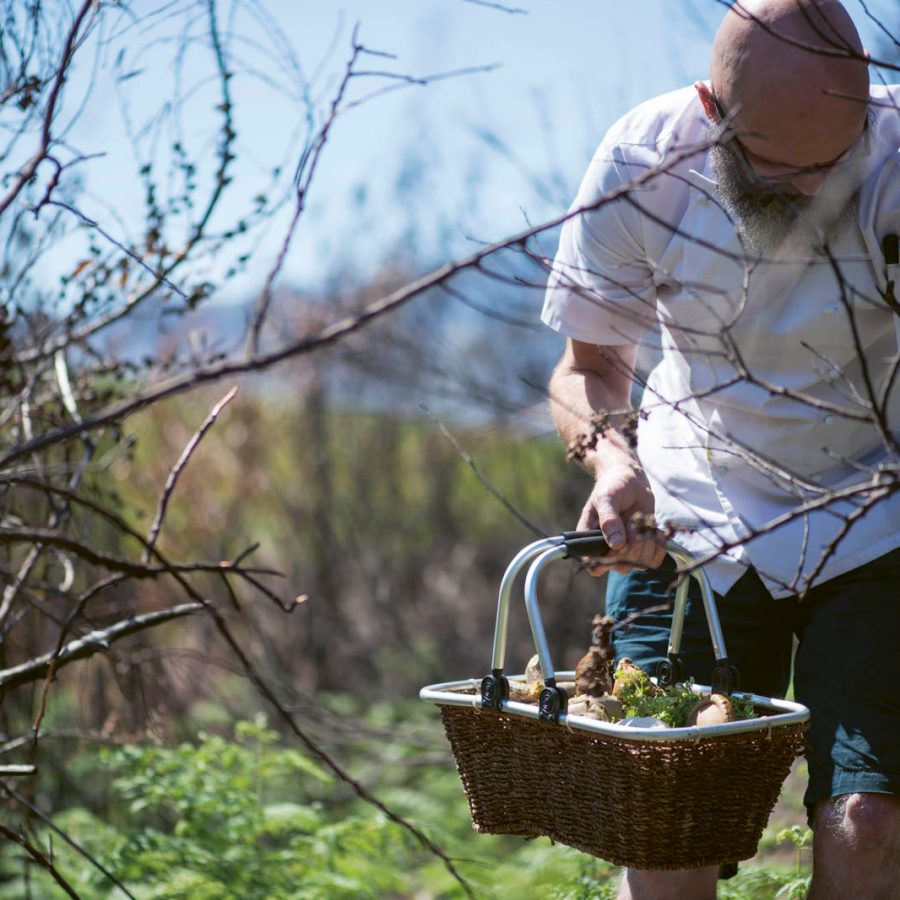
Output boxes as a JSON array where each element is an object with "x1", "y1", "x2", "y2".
[
  {"x1": 606, "y1": 533, "x2": 665, "y2": 574},
  {"x1": 632, "y1": 526, "x2": 660, "y2": 569},
  {"x1": 610, "y1": 540, "x2": 647, "y2": 574},
  {"x1": 576, "y1": 495, "x2": 601, "y2": 533},
  {"x1": 576, "y1": 504, "x2": 608, "y2": 576},
  {"x1": 650, "y1": 538, "x2": 668, "y2": 568},
  {"x1": 585, "y1": 540, "x2": 644, "y2": 576},
  {"x1": 575, "y1": 485, "x2": 666, "y2": 576},
  {"x1": 634, "y1": 538, "x2": 654, "y2": 569},
  {"x1": 593, "y1": 497, "x2": 627, "y2": 550}
]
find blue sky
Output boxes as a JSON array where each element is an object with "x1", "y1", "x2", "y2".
[{"x1": 47, "y1": 0, "x2": 898, "y2": 300}]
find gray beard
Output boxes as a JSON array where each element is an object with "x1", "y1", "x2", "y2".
[{"x1": 710, "y1": 142, "x2": 858, "y2": 257}]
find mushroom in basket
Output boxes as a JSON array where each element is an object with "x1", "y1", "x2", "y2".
[
  {"x1": 686, "y1": 692, "x2": 737, "y2": 726},
  {"x1": 568, "y1": 615, "x2": 624, "y2": 721}
]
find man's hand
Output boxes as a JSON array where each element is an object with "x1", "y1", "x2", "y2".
[
  {"x1": 576, "y1": 459, "x2": 666, "y2": 575},
  {"x1": 548, "y1": 338, "x2": 666, "y2": 574}
]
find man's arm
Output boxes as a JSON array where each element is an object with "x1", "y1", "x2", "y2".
[{"x1": 549, "y1": 338, "x2": 665, "y2": 575}]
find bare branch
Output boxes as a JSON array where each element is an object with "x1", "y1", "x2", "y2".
[
  {"x1": 40, "y1": 199, "x2": 189, "y2": 298},
  {"x1": 462, "y1": 0, "x2": 528, "y2": 14},
  {"x1": 145, "y1": 385, "x2": 238, "y2": 557},
  {"x1": 0, "y1": 603, "x2": 204, "y2": 690},
  {"x1": 0, "y1": 0, "x2": 96, "y2": 219},
  {"x1": 2, "y1": 785, "x2": 137, "y2": 900},
  {"x1": 247, "y1": 29, "x2": 363, "y2": 357},
  {"x1": 0, "y1": 821, "x2": 79, "y2": 899},
  {"x1": 421, "y1": 404, "x2": 547, "y2": 538},
  {"x1": 0, "y1": 133, "x2": 715, "y2": 470}
]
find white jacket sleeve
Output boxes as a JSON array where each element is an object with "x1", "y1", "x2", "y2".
[{"x1": 541, "y1": 138, "x2": 660, "y2": 346}]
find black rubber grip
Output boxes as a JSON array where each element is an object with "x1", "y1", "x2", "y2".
[{"x1": 561, "y1": 530, "x2": 611, "y2": 558}]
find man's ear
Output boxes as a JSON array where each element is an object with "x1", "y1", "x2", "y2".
[{"x1": 694, "y1": 80, "x2": 720, "y2": 123}]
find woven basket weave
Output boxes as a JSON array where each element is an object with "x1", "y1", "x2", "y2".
[
  {"x1": 422, "y1": 535, "x2": 810, "y2": 870},
  {"x1": 439, "y1": 697, "x2": 807, "y2": 869}
]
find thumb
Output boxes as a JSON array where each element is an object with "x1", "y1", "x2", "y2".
[{"x1": 592, "y1": 495, "x2": 626, "y2": 550}]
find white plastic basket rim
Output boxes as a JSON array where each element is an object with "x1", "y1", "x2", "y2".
[{"x1": 420, "y1": 670, "x2": 810, "y2": 743}]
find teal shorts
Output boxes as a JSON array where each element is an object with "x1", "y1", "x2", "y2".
[{"x1": 605, "y1": 547, "x2": 900, "y2": 822}]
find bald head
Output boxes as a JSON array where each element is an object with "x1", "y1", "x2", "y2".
[{"x1": 708, "y1": 0, "x2": 869, "y2": 169}]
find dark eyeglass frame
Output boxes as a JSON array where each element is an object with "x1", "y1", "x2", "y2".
[{"x1": 710, "y1": 94, "x2": 871, "y2": 187}]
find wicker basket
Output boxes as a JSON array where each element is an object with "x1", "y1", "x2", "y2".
[{"x1": 420, "y1": 533, "x2": 809, "y2": 870}]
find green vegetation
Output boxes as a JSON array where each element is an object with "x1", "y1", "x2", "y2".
[
  {"x1": 0, "y1": 707, "x2": 813, "y2": 899},
  {"x1": 613, "y1": 664, "x2": 756, "y2": 728},
  {"x1": 8, "y1": 719, "x2": 412, "y2": 899},
  {"x1": 0, "y1": 714, "x2": 594, "y2": 899}
]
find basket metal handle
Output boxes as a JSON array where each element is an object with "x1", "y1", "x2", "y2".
[{"x1": 480, "y1": 530, "x2": 738, "y2": 717}]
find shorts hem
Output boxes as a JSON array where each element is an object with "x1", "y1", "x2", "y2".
[{"x1": 804, "y1": 770, "x2": 900, "y2": 825}]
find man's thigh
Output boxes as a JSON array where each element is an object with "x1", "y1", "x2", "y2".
[
  {"x1": 795, "y1": 547, "x2": 900, "y2": 820},
  {"x1": 605, "y1": 557, "x2": 795, "y2": 698}
]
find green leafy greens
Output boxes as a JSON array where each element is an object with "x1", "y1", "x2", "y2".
[{"x1": 613, "y1": 663, "x2": 757, "y2": 727}]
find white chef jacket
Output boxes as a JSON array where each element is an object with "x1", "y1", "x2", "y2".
[{"x1": 542, "y1": 84, "x2": 900, "y2": 597}]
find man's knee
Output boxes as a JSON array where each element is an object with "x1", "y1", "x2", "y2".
[
  {"x1": 809, "y1": 794, "x2": 900, "y2": 897},
  {"x1": 814, "y1": 793, "x2": 900, "y2": 852}
]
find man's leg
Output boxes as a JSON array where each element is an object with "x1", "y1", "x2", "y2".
[
  {"x1": 605, "y1": 559, "x2": 795, "y2": 899},
  {"x1": 616, "y1": 867, "x2": 718, "y2": 900},
  {"x1": 808, "y1": 794, "x2": 900, "y2": 899},
  {"x1": 795, "y1": 548, "x2": 900, "y2": 898}
]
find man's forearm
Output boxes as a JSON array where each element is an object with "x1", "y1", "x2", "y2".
[{"x1": 548, "y1": 342, "x2": 639, "y2": 477}]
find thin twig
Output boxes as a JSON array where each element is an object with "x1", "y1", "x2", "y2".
[
  {"x1": 42, "y1": 200, "x2": 188, "y2": 298},
  {"x1": 0, "y1": 526, "x2": 280, "y2": 579},
  {"x1": 247, "y1": 29, "x2": 362, "y2": 357},
  {"x1": 145, "y1": 386, "x2": 238, "y2": 557},
  {"x1": 421, "y1": 404, "x2": 546, "y2": 538},
  {"x1": 0, "y1": 821, "x2": 79, "y2": 899},
  {"x1": 3, "y1": 785, "x2": 137, "y2": 900},
  {"x1": 30, "y1": 573, "x2": 129, "y2": 737},
  {"x1": 0, "y1": 0, "x2": 96, "y2": 219},
  {"x1": 462, "y1": 0, "x2": 528, "y2": 13}
]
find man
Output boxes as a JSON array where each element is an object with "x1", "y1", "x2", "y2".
[{"x1": 543, "y1": 1, "x2": 900, "y2": 897}]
